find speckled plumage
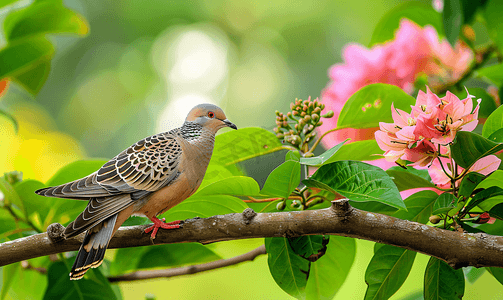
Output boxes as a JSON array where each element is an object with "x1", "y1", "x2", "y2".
[{"x1": 36, "y1": 103, "x2": 237, "y2": 280}]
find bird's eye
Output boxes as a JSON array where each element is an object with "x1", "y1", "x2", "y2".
[{"x1": 207, "y1": 111, "x2": 215, "y2": 118}]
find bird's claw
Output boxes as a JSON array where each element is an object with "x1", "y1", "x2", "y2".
[{"x1": 145, "y1": 217, "x2": 183, "y2": 239}]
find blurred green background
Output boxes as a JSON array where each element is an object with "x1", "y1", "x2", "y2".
[{"x1": 2, "y1": 0, "x2": 503, "y2": 299}]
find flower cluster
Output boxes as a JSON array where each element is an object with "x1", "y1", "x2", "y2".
[
  {"x1": 274, "y1": 97, "x2": 333, "y2": 152},
  {"x1": 375, "y1": 87, "x2": 479, "y2": 166},
  {"x1": 375, "y1": 87, "x2": 501, "y2": 187},
  {"x1": 318, "y1": 19, "x2": 473, "y2": 148}
]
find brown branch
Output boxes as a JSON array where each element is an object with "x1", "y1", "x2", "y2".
[
  {"x1": 1, "y1": 200, "x2": 503, "y2": 270},
  {"x1": 108, "y1": 244, "x2": 266, "y2": 282}
]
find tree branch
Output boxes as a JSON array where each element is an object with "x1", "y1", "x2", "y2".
[
  {"x1": 1, "y1": 200, "x2": 503, "y2": 269},
  {"x1": 108, "y1": 244, "x2": 266, "y2": 282}
]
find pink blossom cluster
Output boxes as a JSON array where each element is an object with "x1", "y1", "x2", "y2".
[
  {"x1": 318, "y1": 19, "x2": 473, "y2": 148},
  {"x1": 375, "y1": 87, "x2": 501, "y2": 188}
]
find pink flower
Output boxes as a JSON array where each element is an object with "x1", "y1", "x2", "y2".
[
  {"x1": 413, "y1": 88, "x2": 479, "y2": 144},
  {"x1": 429, "y1": 155, "x2": 501, "y2": 188},
  {"x1": 319, "y1": 19, "x2": 473, "y2": 151}
]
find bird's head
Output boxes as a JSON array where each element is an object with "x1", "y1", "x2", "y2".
[{"x1": 185, "y1": 103, "x2": 237, "y2": 134}]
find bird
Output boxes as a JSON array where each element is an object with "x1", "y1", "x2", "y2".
[{"x1": 35, "y1": 103, "x2": 237, "y2": 280}]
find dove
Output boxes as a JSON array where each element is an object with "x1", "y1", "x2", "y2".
[{"x1": 36, "y1": 103, "x2": 237, "y2": 280}]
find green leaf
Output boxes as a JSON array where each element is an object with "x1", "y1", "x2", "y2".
[
  {"x1": 468, "y1": 186, "x2": 503, "y2": 212},
  {"x1": 458, "y1": 172, "x2": 485, "y2": 198},
  {"x1": 463, "y1": 266, "x2": 485, "y2": 284},
  {"x1": 212, "y1": 127, "x2": 286, "y2": 167},
  {"x1": 482, "y1": 105, "x2": 503, "y2": 139},
  {"x1": 44, "y1": 261, "x2": 118, "y2": 300},
  {"x1": 2, "y1": 262, "x2": 47, "y2": 300},
  {"x1": 46, "y1": 159, "x2": 107, "y2": 186},
  {"x1": 288, "y1": 236, "x2": 326, "y2": 260},
  {"x1": 195, "y1": 176, "x2": 261, "y2": 197},
  {"x1": 286, "y1": 150, "x2": 301, "y2": 162},
  {"x1": 364, "y1": 245, "x2": 417, "y2": 300},
  {"x1": 0, "y1": 0, "x2": 19, "y2": 9},
  {"x1": 322, "y1": 140, "x2": 384, "y2": 163},
  {"x1": 261, "y1": 160, "x2": 301, "y2": 199},
  {"x1": 475, "y1": 171, "x2": 503, "y2": 211},
  {"x1": 304, "y1": 161, "x2": 405, "y2": 210},
  {"x1": 488, "y1": 128, "x2": 503, "y2": 143},
  {"x1": 162, "y1": 194, "x2": 249, "y2": 221},
  {"x1": 337, "y1": 84, "x2": 416, "y2": 130},
  {"x1": 199, "y1": 163, "x2": 235, "y2": 189},
  {"x1": 484, "y1": 0, "x2": 503, "y2": 52},
  {"x1": 424, "y1": 257, "x2": 465, "y2": 300},
  {"x1": 394, "y1": 190, "x2": 439, "y2": 223},
  {"x1": 443, "y1": 0, "x2": 463, "y2": 47},
  {"x1": 369, "y1": 2, "x2": 442, "y2": 46},
  {"x1": 136, "y1": 243, "x2": 221, "y2": 270},
  {"x1": 299, "y1": 140, "x2": 348, "y2": 166},
  {"x1": 487, "y1": 267, "x2": 503, "y2": 285},
  {"x1": 265, "y1": 237, "x2": 310, "y2": 299},
  {"x1": 4, "y1": 1, "x2": 88, "y2": 41},
  {"x1": 305, "y1": 236, "x2": 356, "y2": 300},
  {"x1": 432, "y1": 192, "x2": 457, "y2": 215},
  {"x1": 386, "y1": 167, "x2": 436, "y2": 192},
  {"x1": 476, "y1": 64, "x2": 503, "y2": 86},
  {"x1": 13, "y1": 58, "x2": 51, "y2": 94},
  {"x1": 450, "y1": 131, "x2": 503, "y2": 169},
  {"x1": 0, "y1": 109, "x2": 18, "y2": 133},
  {"x1": 0, "y1": 36, "x2": 54, "y2": 83},
  {"x1": 14, "y1": 179, "x2": 56, "y2": 229}
]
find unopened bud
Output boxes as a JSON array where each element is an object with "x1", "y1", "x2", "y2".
[
  {"x1": 314, "y1": 107, "x2": 321, "y2": 114},
  {"x1": 275, "y1": 110, "x2": 280, "y2": 116},
  {"x1": 287, "y1": 112, "x2": 292, "y2": 118},
  {"x1": 293, "y1": 111, "x2": 299, "y2": 116},
  {"x1": 276, "y1": 201, "x2": 286, "y2": 211},
  {"x1": 300, "y1": 111, "x2": 306, "y2": 117},
  {"x1": 273, "y1": 127, "x2": 279, "y2": 133},
  {"x1": 316, "y1": 121, "x2": 323, "y2": 126},
  {"x1": 303, "y1": 115, "x2": 311, "y2": 123},
  {"x1": 291, "y1": 200, "x2": 301, "y2": 208},
  {"x1": 322, "y1": 110, "x2": 334, "y2": 118},
  {"x1": 290, "y1": 103, "x2": 295, "y2": 110},
  {"x1": 312, "y1": 114, "x2": 320, "y2": 122},
  {"x1": 429, "y1": 215, "x2": 442, "y2": 224},
  {"x1": 282, "y1": 121, "x2": 288, "y2": 127},
  {"x1": 276, "y1": 133, "x2": 284, "y2": 139}
]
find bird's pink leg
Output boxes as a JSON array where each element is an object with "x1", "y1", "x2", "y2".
[{"x1": 145, "y1": 217, "x2": 182, "y2": 239}]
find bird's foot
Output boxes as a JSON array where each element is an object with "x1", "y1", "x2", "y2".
[{"x1": 145, "y1": 217, "x2": 183, "y2": 239}]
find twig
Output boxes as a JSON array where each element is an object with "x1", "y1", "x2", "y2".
[{"x1": 108, "y1": 245, "x2": 266, "y2": 282}]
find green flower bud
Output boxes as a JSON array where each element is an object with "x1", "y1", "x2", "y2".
[
  {"x1": 311, "y1": 114, "x2": 320, "y2": 122},
  {"x1": 322, "y1": 110, "x2": 334, "y2": 118},
  {"x1": 303, "y1": 115, "x2": 311, "y2": 123},
  {"x1": 276, "y1": 201, "x2": 286, "y2": 211},
  {"x1": 276, "y1": 133, "x2": 284, "y2": 139}
]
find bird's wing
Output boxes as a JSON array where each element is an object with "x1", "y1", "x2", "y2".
[
  {"x1": 36, "y1": 131, "x2": 184, "y2": 199},
  {"x1": 63, "y1": 194, "x2": 132, "y2": 238}
]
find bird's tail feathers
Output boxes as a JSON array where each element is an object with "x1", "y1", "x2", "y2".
[{"x1": 69, "y1": 213, "x2": 118, "y2": 280}]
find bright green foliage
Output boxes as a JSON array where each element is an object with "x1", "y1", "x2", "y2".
[
  {"x1": 482, "y1": 105, "x2": 503, "y2": 139},
  {"x1": 432, "y1": 193, "x2": 457, "y2": 215},
  {"x1": 305, "y1": 236, "x2": 355, "y2": 300},
  {"x1": 44, "y1": 262, "x2": 118, "y2": 300},
  {"x1": 336, "y1": 84, "x2": 416, "y2": 130},
  {"x1": 424, "y1": 258, "x2": 465, "y2": 300},
  {"x1": 305, "y1": 161, "x2": 405, "y2": 210},
  {"x1": 386, "y1": 167, "x2": 436, "y2": 192},
  {"x1": 443, "y1": 0, "x2": 463, "y2": 46},
  {"x1": 364, "y1": 245, "x2": 417, "y2": 300},
  {"x1": 265, "y1": 237, "x2": 311, "y2": 299},
  {"x1": 261, "y1": 160, "x2": 301, "y2": 199},
  {"x1": 451, "y1": 131, "x2": 503, "y2": 169},
  {"x1": 369, "y1": 2, "x2": 442, "y2": 46},
  {"x1": 299, "y1": 139, "x2": 348, "y2": 166}
]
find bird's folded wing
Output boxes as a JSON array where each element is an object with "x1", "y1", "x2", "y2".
[
  {"x1": 36, "y1": 131, "x2": 183, "y2": 199},
  {"x1": 64, "y1": 194, "x2": 134, "y2": 238}
]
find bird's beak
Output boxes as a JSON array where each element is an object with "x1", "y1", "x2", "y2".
[{"x1": 223, "y1": 119, "x2": 238, "y2": 130}]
